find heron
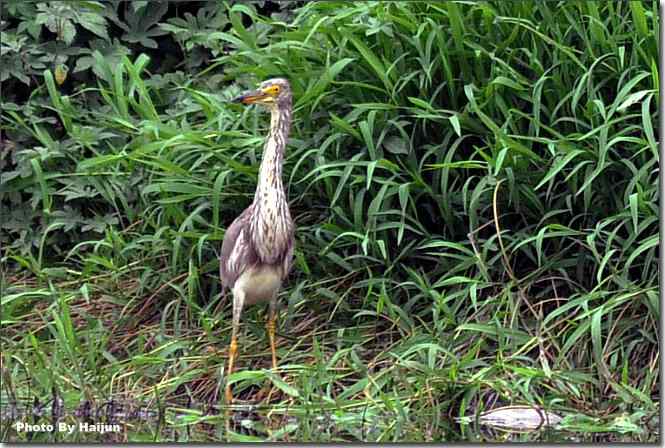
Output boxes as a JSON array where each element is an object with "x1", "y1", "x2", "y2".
[{"x1": 220, "y1": 78, "x2": 295, "y2": 405}]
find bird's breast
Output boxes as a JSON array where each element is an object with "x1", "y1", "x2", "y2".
[
  {"x1": 251, "y1": 193, "x2": 292, "y2": 264},
  {"x1": 233, "y1": 264, "x2": 282, "y2": 306}
]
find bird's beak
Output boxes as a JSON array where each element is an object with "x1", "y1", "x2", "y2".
[{"x1": 231, "y1": 89, "x2": 271, "y2": 105}]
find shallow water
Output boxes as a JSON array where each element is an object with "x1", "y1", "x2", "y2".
[{"x1": 0, "y1": 396, "x2": 655, "y2": 443}]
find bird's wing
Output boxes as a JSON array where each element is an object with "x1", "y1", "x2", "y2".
[
  {"x1": 281, "y1": 233, "x2": 295, "y2": 281},
  {"x1": 219, "y1": 206, "x2": 257, "y2": 289}
]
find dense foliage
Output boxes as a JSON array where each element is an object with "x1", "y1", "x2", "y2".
[{"x1": 1, "y1": 1, "x2": 659, "y2": 442}]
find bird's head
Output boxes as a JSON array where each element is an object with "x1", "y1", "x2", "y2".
[{"x1": 231, "y1": 78, "x2": 292, "y2": 110}]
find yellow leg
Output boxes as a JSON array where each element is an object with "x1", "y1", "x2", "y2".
[
  {"x1": 224, "y1": 336, "x2": 238, "y2": 405},
  {"x1": 267, "y1": 293, "x2": 279, "y2": 370},
  {"x1": 267, "y1": 316, "x2": 278, "y2": 370},
  {"x1": 263, "y1": 295, "x2": 279, "y2": 404},
  {"x1": 225, "y1": 289, "x2": 245, "y2": 409}
]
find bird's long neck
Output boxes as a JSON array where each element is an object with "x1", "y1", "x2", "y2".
[
  {"x1": 254, "y1": 105, "x2": 291, "y2": 199},
  {"x1": 250, "y1": 103, "x2": 293, "y2": 263}
]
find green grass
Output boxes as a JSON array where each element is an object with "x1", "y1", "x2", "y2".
[{"x1": 0, "y1": 0, "x2": 660, "y2": 443}]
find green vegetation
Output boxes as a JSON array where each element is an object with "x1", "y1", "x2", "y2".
[{"x1": 1, "y1": 0, "x2": 659, "y2": 442}]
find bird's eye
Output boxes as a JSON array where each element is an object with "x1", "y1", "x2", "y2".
[{"x1": 265, "y1": 85, "x2": 280, "y2": 95}]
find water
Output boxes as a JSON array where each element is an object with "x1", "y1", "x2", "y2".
[{"x1": 0, "y1": 395, "x2": 655, "y2": 442}]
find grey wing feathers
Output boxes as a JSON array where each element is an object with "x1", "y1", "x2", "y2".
[
  {"x1": 219, "y1": 206, "x2": 256, "y2": 289},
  {"x1": 281, "y1": 228, "x2": 295, "y2": 280},
  {"x1": 219, "y1": 204, "x2": 295, "y2": 288}
]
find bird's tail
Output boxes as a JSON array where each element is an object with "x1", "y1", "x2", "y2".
[
  {"x1": 214, "y1": 245, "x2": 226, "y2": 294},
  {"x1": 212, "y1": 246, "x2": 230, "y2": 316}
]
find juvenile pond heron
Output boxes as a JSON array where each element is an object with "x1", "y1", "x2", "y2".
[{"x1": 220, "y1": 78, "x2": 295, "y2": 405}]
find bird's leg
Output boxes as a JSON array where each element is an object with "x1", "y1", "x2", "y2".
[
  {"x1": 225, "y1": 289, "x2": 245, "y2": 407},
  {"x1": 261, "y1": 293, "x2": 279, "y2": 404},
  {"x1": 267, "y1": 292, "x2": 279, "y2": 370}
]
